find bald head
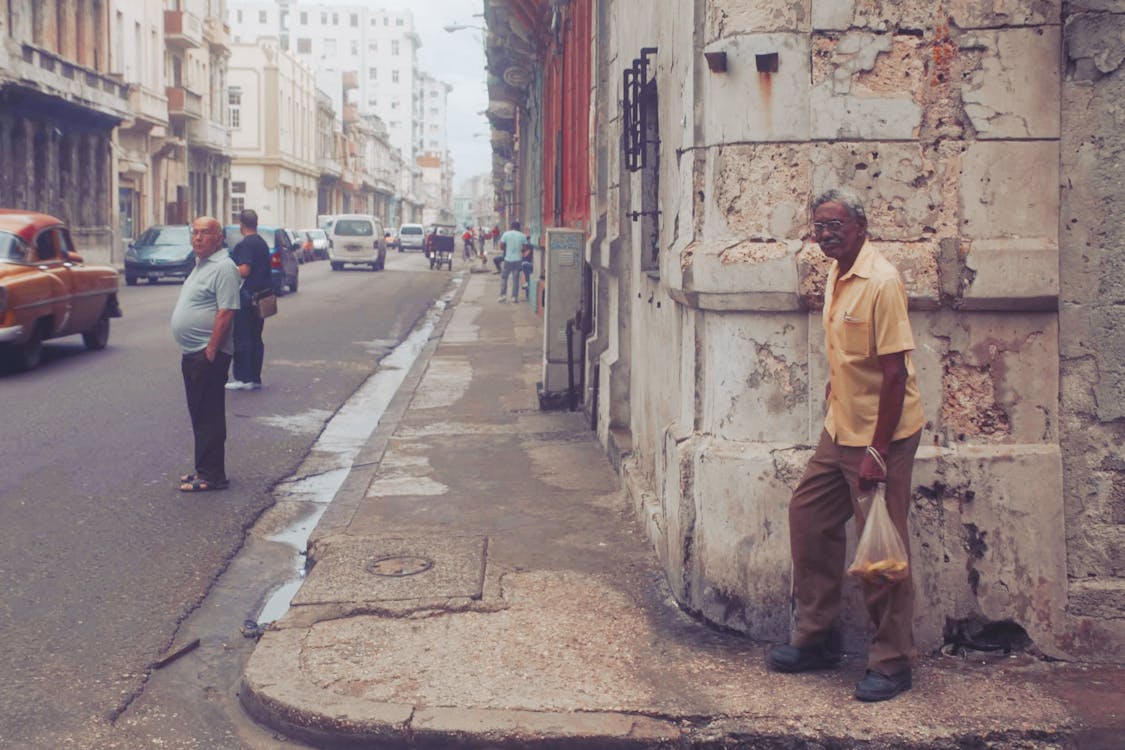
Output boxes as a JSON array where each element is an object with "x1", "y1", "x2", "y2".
[{"x1": 191, "y1": 216, "x2": 222, "y2": 259}]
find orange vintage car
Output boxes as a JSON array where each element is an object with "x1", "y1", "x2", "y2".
[{"x1": 0, "y1": 210, "x2": 122, "y2": 370}]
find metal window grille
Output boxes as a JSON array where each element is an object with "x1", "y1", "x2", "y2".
[{"x1": 622, "y1": 47, "x2": 657, "y2": 172}]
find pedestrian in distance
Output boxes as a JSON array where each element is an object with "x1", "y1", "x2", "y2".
[
  {"x1": 227, "y1": 209, "x2": 272, "y2": 391},
  {"x1": 171, "y1": 216, "x2": 241, "y2": 492},
  {"x1": 765, "y1": 188, "x2": 925, "y2": 702},
  {"x1": 497, "y1": 220, "x2": 529, "y2": 303}
]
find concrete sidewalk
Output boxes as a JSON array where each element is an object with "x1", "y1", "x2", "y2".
[{"x1": 240, "y1": 269, "x2": 1123, "y2": 749}]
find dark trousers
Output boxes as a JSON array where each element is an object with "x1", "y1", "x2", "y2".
[
  {"x1": 232, "y1": 303, "x2": 264, "y2": 384},
  {"x1": 493, "y1": 254, "x2": 503, "y2": 273},
  {"x1": 789, "y1": 428, "x2": 922, "y2": 674},
  {"x1": 181, "y1": 350, "x2": 232, "y2": 483}
]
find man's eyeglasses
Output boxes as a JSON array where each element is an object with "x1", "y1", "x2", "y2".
[{"x1": 812, "y1": 220, "x2": 847, "y2": 233}]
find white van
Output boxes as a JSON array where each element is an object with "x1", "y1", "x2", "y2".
[
  {"x1": 398, "y1": 223, "x2": 425, "y2": 252},
  {"x1": 328, "y1": 214, "x2": 386, "y2": 271}
]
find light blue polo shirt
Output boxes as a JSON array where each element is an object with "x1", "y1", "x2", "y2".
[{"x1": 170, "y1": 248, "x2": 242, "y2": 355}]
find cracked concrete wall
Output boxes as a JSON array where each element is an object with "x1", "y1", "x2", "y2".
[
  {"x1": 594, "y1": 0, "x2": 1123, "y2": 662},
  {"x1": 1057, "y1": 1, "x2": 1125, "y2": 654}
]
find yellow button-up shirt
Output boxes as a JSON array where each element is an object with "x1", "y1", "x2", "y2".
[{"x1": 823, "y1": 243, "x2": 924, "y2": 446}]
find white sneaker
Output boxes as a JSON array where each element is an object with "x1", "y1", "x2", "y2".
[
  {"x1": 510, "y1": 297, "x2": 518, "y2": 304},
  {"x1": 248, "y1": 382, "x2": 262, "y2": 390},
  {"x1": 225, "y1": 380, "x2": 250, "y2": 391},
  {"x1": 497, "y1": 295, "x2": 506, "y2": 303}
]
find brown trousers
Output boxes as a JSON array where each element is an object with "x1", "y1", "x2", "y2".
[{"x1": 789, "y1": 428, "x2": 922, "y2": 674}]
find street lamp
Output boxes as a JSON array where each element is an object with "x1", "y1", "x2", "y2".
[{"x1": 443, "y1": 23, "x2": 485, "y2": 33}]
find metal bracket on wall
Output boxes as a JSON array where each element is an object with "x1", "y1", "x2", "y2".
[
  {"x1": 623, "y1": 47, "x2": 658, "y2": 172},
  {"x1": 628, "y1": 210, "x2": 661, "y2": 222}
]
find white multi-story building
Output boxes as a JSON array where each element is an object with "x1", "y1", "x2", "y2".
[
  {"x1": 417, "y1": 72, "x2": 450, "y2": 160},
  {"x1": 227, "y1": 1, "x2": 421, "y2": 164},
  {"x1": 227, "y1": 38, "x2": 319, "y2": 227}
]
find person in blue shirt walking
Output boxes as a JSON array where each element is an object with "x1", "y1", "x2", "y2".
[{"x1": 498, "y1": 220, "x2": 529, "y2": 303}]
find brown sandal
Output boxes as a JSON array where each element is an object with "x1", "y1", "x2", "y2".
[{"x1": 179, "y1": 478, "x2": 229, "y2": 492}]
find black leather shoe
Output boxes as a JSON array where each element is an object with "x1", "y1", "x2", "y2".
[
  {"x1": 854, "y1": 669, "x2": 912, "y2": 701},
  {"x1": 766, "y1": 641, "x2": 842, "y2": 673}
]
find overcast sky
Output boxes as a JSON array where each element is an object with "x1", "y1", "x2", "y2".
[{"x1": 378, "y1": 0, "x2": 491, "y2": 191}]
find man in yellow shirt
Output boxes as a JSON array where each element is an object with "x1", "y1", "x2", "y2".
[{"x1": 766, "y1": 189, "x2": 924, "y2": 702}]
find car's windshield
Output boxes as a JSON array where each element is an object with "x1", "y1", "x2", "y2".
[
  {"x1": 335, "y1": 219, "x2": 374, "y2": 236},
  {"x1": 400, "y1": 225, "x2": 423, "y2": 235},
  {"x1": 0, "y1": 231, "x2": 30, "y2": 262},
  {"x1": 137, "y1": 226, "x2": 190, "y2": 245},
  {"x1": 308, "y1": 229, "x2": 326, "y2": 240}
]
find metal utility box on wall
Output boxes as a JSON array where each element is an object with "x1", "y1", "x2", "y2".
[{"x1": 539, "y1": 228, "x2": 585, "y2": 410}]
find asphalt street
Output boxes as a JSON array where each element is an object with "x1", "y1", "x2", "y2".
[{"x1": 0, "y1": 249, "x2": 454, "y2": 748}]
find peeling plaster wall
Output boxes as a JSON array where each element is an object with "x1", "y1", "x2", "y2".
[
  {"x1": 591, "y1": 0, "x2": 1124, "y2": 662},
  {"x1": 1058, "y1": 1, "x2": 1125, "y2": 654}
]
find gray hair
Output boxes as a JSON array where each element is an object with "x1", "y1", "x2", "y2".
[{"x1": 811, "y1": 188, "x2": 867, "y2": 223}]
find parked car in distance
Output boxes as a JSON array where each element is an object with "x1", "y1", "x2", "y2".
[
  {"x1": 223, "y1": 224, "x2": 299, "y2": 294},
  {"x1": 299, "y1": 228, "x2": 331, "y2": 260},
  {"x1": 284, "y1": 228, "x2": 308, "y2": 264},
  {"x1": 124, "y1": 224, "x2": 194, "y2": 285},
  {"x1": 398, "y1": 223, "x2": 424, "y2": 252},
  {"x1": 0, "y1": 210, "x2": 122, "y2": 370},
  {"x1": 328, "y1": 214, "x2": 386, "y2": 271}
]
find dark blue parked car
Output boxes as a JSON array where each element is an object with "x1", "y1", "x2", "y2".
[
  {"x1": 223, "y1": 224, "x2": 299, "y2": 295},
  {"x1": 124, "y1": 225, "x2": 194, "y2": 285}
]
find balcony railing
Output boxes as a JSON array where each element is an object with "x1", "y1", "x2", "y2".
[
  {"x1": 202, "y1": 17, "x2": 230, "y2": 51},
  {"x1": 166, "y1": 86, "x2": 203, "y2": 120},
  {"x1": 187, "y1": 118, "x2": 230, "y2": 152},
  {"x1": 3, "y1": 43, "x2": 131, "y2": 121},
  {"x1": 164, "y1": 10, "x2": 203, "y2": 50},
  {"x1": 127, "y1": 85, "x2": 168, "y2": 128}
]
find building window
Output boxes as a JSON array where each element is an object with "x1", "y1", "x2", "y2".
[
  {"x1": 391, "y1": 40, "x2": 399, "y2": 55},
  {"x1": 300, "y1": 11, "x2": 307, "y2": 24},
  {"x1": 236, "y1": 10, "x2": 242, "y2": 22},
  {"x1": 332, "y1": 12, "x2": 338, "y2": 24},
  {"x1": 351, "y1": 13, "x2": 358, "y2": 26},
  {"x1": 392, "y1": 69, "x2": 399, "y2": 83},
  {"x1": 297, "y1": 38, "x2": 311, "y2": 53},
  {"x1": 280, "y1": 11, "x2": 288, "y2": 29},
  {"x1": 232, "y1": 181, "x2": 246, "y2": 194},
  {"x1": 350, "y1": 40, "x2": 358, "y2": 55},
  {"x1": 259, "y1": 10, "x2": 267, "y2": 23},
  {"x1": 369, "y1": 67, "x2": 377, "y2": 79},
  {"x1": 324, "y1": 39, "x2": 337, "y2": 55},
  {"x1": 321, "y1": 12, "x2": 327, "y2": 24},
  {"x1": 231, "y1": 196, "x2": 244, "y2": 224},
  {"x1": 280, "y1": 34, "x2": 289, "y2": 50},
  {"x1": 383, "y1": 17, "x2": 389, "y2": 26},
  {"x1": 396, "y1": 17, "x2": 404, "y2": 26},
  {"x1": 369, "y1": 41, "x2": 377, "y2": 52},
  {"x1": 228, "y1": 88, "x2": 241, "y2": 129}
]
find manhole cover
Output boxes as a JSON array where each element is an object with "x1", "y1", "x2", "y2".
[{"x1": 365, "y1": 555, "x2": 434, "y2": 577}]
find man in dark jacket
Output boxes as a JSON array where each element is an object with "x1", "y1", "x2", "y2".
[{"x1": 227, "y1": 209, "x2": 272, "y2": 391}]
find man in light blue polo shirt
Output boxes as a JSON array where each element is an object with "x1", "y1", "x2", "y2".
[
  {"x1": 171, "y1": 216, "x2": 242, "y2": 492},
  {"x1": 498, "y1": 220, "x2": 529, "y2": 303}
]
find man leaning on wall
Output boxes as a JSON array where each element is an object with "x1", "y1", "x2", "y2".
[{"x1": 766, "y1": 188, "x2": 925, "y2": 702}]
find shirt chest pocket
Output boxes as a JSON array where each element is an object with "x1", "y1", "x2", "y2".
[{"x1": 842, "y1": 318, "x2": 871, "y2": 356}]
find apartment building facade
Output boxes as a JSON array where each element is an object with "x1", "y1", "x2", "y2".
[
  {"x1": 228, "y1": 37, "x2": 318, "y2": 227},
  {"x1": 0, "y1": 0, "x2": 132, "y2": 263},
  {"x1": 113, "y1": 0, "x2": 232, "y2": 247},
  {"x1": 227, "y1": 0, "x2": 421, "y2": 165}
]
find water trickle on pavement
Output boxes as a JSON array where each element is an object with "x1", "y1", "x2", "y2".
[{"x1": 256, "y1": 289, "x2": 455, "y2": 624}]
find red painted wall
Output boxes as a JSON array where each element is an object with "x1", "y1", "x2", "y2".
[{"x1": 540, "y1": 0, "x2": 592, "y2": 228}]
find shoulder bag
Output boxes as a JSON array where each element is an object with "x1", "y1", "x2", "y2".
[{"x1": 251, "y1": 289, "x2": 277, "y2": 318}]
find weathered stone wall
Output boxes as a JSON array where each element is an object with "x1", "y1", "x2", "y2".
[
  {"x1": 1058, "y1": 1, "x2": 1125, "y2": 651},
  {"x1": 592, "y1": 0, "x2": 1124, "y2": 662}
]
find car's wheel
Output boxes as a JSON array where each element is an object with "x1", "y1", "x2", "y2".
[
  {"x1": 125, "y1": 275, "x2": 138, "y2": 286},
  {"x1": 331, "y1": 261, "x2": 342, "y2": 271},
  {"x1": 82, "y1": 314, "x2": 110, "y2": 351},
  {"x1": 16, "y1": 320, "x2": 45, "y2": 371}
]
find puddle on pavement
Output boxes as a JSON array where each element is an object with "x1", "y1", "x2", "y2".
[{"x1": 254, "y1": 287, "x2": 456, "y2": 624}]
